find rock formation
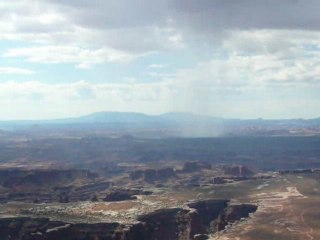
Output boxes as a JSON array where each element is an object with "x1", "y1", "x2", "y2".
[
  {"x1": 182, "y1": 161, "x2": 212, "y2": 173},
  {"x1": 129, "y1": 167, "x2": 176, "y2": 183},
  {"x1": 0, "y1": 199, "x2": 257, "y2": 240},
  {"x1": 104, "y1": 189, "x2": 152, "y2": 202},
  {"x1": 222, "y1": 165, "x2": 254, "y2": 177},
  {"x1": 213, "y1": 204, "x2": 258, "y2": 231}
]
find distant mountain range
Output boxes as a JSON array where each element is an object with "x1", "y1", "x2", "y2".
[
  {"x1": 0, "y1": 111, "x2": 223, "y2": 126},
  {"x1": 0, "y1": 111, "x2": 319, "y2": 124},
  {"x1": 0, "y1": 111, "x2": 319, "y2": 137},
  {"x1": 57, "y1": 111, "x2": 320, "y2": 125},
  {"x1": 74, "y1": 111, "x2": 223, "y2": 123}
]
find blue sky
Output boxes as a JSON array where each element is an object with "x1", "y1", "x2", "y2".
[{"x1": 0, "y1": 0, "x2": 319, "y2": 120}]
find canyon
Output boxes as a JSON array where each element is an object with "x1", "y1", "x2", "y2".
[{"x1": 0, "y1": 200, "x2": 257, "y2": 240}]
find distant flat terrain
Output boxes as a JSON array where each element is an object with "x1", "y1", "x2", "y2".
[{"x1": 0, "y1": 136, "x2": 319, "y2": 171}]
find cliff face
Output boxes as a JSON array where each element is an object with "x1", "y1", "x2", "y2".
[
  {"x1": 130, "y1": 168, "x2": 176, "y2": 183},
  {"x1": 182, "y1": 162, "x2": 212, "y2": 173},
  {"x1": 0, "y1": 217, "x2": 124, "y2": 240},
  {"x1": 187, "y1": 199, "x2": 229, "y2": 237},
  {"x1": 0, "y1": 169, "x2": 103, "y2": 203},
  {"x1": 222, "y1": 165, "x2": 254, "y2": 177},
  {"x1": 132, "y1": 208, "x2": 191, "y2": 240},
  {"x1": 130, "y1": 201, "x2": 257, "y2": 240},
  {"x1": 213, "y1": 204, "x2": 258, "y2": 231},
  {"x1": 0, "y1": 200, "x2": 257, "y2": 240},
  {"x1": 103, "y1": 189, "x2": 152, "y2": 202},
  {"x1": 127, "y1": 200, "x2": 230, "y2": 240}
]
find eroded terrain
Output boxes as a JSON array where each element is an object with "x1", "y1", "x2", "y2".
[
  {"x1": 0, "y1": 135, "x2": 319, "y2": 239},
  {"x1": 0, "y1": 159, "x2": 318, "y2": 240}
]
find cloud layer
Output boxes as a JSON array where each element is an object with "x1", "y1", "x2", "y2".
[{"x1": 0, "y1": 0, "x2": 319, "y2": 119}]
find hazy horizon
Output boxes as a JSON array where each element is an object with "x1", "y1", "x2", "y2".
[
  {"x1": 0, "y1": 0, "x2": 320, "y2": 120},
  {"x1": 0, "y1": 110, "x2": 319, "y2": 122}
]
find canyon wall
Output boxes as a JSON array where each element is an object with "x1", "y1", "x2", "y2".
[{"x1": 0, "y1": 200, "x2": 257, "y2": 240}]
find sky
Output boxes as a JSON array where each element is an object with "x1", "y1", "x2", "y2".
[{"x1": 0, "y1": 0, "x2": 320, "y2": 120}]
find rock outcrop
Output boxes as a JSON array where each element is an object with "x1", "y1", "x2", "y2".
[
  {"x1": 222, "y1": 165, "x2": 254, "y2": 177},
  {"x1": 129, "y1": 167, "x2": 176, "y2": 183},
  {"x1": 0, "y1": 217, "x2": 124, "y2": 240},
  {"x1": 213, "y1": 204, "x2": 258, "y2": 231},
  {"x1": 187, "y1": 199, "x2": 229, "y2": 236},
  {"x1": 182, "y1": 161, "x2": 212, "y2": 173},
  {"x1": 135, "y1": 208, "x2": 191, "y2": 240},
  {"x1": 104, "y1": 189, "x2": 152, "y2": 202},
  {"x1": 0, "y1": 168, "x2": 112, "y2": 203},
  {"x1": 0, "y1": 199, "x2": 257, "y2": 240}
]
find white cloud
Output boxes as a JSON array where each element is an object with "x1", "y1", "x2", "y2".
[
  {"x1": 0, "y1": 1, "x2": 164, "y2": 68},
  {"x1": 1, "y1": 0, "x2": 320, "y2": 57},
  {"x1": 222, "y1": 30, "x2": 320, "y2": 86},
  {"x1": 3, "y1": 46, "x2": 148, "y2": 68},
  {"x1": 0, "y1": 67, "x2": 34, "y2": 75},
  {"x1": 1, "y1": 28, "x2": 320, "y2": 119},
  {"x1": 149, "y1": 30, "x2": 320, "y2": 117},
  {"x1": 0, "y1": 1, "x2": 320, "y2": 119},
  {"x1": 148, "y1": 64, "x2": 165, "y2": 69},
  {"x1": 0, "y1": 0, "x2": 184, "y2": 65},
  {"x1": 0, "y1": 75, "x2": 319, "y2": 120},
  {"x1": 0, "y1": 80, "x2": 174, "y2": 120}
]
